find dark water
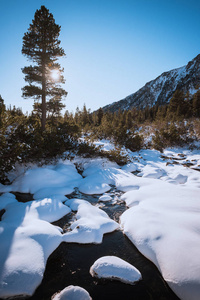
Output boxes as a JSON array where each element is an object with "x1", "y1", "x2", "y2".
[
  {"x1": 1, "y1": 190, "x2": 180, "y2": 300},
  {"x1": 0, "y1": 209, "x2": 5, "y2": 221},
  {"x1": 28, "y1": 231, "x2": 179, "y2": 300}
]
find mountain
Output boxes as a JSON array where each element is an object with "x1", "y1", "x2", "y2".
[{"x1": 103, "y1": 54, "x2": 200, "y2": 112}]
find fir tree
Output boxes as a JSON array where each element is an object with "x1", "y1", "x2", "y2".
[
  {"x1": 168, "y1": 90, "x2": 186, "y2": 117},
  {"x1": 97, "y1": 107, "x2": 104, "y2": 125},
  {"x1": 0, "y1": 95, "x2": 5, "y2": 128},
  {"x1": 22, "y1": 5, "x2": 67, "y2": 131},
  {"x1": 80, "y1": 104, "x2": 90, "y2": 127},
  {"x1": 125, "y1": 111, "x2": 132, "y2": 129}
]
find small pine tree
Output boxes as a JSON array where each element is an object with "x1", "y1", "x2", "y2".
[
  {"x1": 0, "y1": 95, "x2": 5, "y2": 128},
  {"x1": 80, "y1": 104, "x2": 90, "y2": 127},
  {"x1": 125, "y1": 111, "x2": 133, "y2": 129},
  {"x1": 22, "y1": 5, "x2": 67, "y2": 131},
  {"x1": 168, "y1": 90, "x2": 186, "y2": 117},
  {"x1": 97, "y1": 107, "x2": 104, "y2": 125}
]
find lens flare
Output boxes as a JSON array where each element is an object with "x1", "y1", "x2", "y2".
[{"x1": 50, "y1": 69, "x2": 60, "y2": 81}]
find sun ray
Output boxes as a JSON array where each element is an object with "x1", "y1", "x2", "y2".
[{"x1": 50, "y1": 69, "x2": 60, "y2": 81}]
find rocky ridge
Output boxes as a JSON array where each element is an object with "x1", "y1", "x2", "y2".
[{"x1": 103, "y1": 54, "x2": 200, "y2": 112}]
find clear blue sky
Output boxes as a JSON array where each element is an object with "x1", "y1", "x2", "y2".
[{"x1": 1, "y1": 0, "x2": 200, "y2": 114}]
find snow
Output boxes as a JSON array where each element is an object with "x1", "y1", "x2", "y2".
[
  {"x1": 80, "y1": 164, "x2": 141, "y2": 194},
  {"x1": 89, "y1": 256, "x2": 142, "y2": 284},
  {"x1": 120, "y1": 176, "x2": 200, "y2": 300},
  {"x1": 52, "y1": 285, "x2": 91, "y2": 300},
  {"x1": 0, "y1": 146, "x2": 200, "y2": 299},
  {"x1": 0, "y1": 192, "x2": 118, "y2": 298},
  {"x1": 79, "y1": 180, "x2": 111, "y2": 195},
  {"x1": 98, "y1": 194, "x2": 112, "y2": 202},
  {"x1": 0, "y1": 193, "x2": 17, "y2": 210},
  {"x1": 9, "y1": 162, "x2": 83, "y2": 198},
  {"x1": 121, "y1": 163, "x2": 137, "y2": 173},
  {"x1": 0, "y1": 196, "x2": 66, "y2": 298},
  {"x1": 93, "y1": 139, "x2": 116, "y2": 152},
  {"x1": 63, "y1": 199, "x2": 119, "y2": 244}
]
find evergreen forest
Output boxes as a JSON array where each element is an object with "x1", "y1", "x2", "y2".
[{"x1": 1, "y1": 89, "x2": 200, "y2": 184}]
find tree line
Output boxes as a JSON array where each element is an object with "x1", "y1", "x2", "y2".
[{"x1": 1, "y1": 86, "x2": 200, "y2": 183}]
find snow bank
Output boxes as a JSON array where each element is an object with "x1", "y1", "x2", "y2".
[
  {"x1": 79, "y1": 166, "x2": 140, "y2": 194},
  {"x1": 63, "y1": 199, "x2": 119, "y2": 244},
  {"x1": 0, "y1": 192, "x2": 118, "y2": 298},
  {"x1": 1, "y1": 161, "x2": 83, "y2": 198},
  {"x1": 139, "y1": 165, "x2": 166, "y2": 179},
  {"x1": 120, "y1": 179, "x2": 200, "y2": 300},
  {"x1": 28, "y1": 198, "x2": 71, "y2": 222},
  {"x1": 52, "y1": 285, "x2": 91, "y2": 300},
  {"x1": 0, "y1": 193, "x2": 17, "y2": 210},
  {"x1": 0, "y1": 196, "x2": 68, "y2": 298},
  {"x1": 33, "y1": 187, "x2": 73, "y2": 200},
  {"x1": 90, "y1": 256, "x2": 142, "y2": 284},
  {"x1": 121, "y1": 163, "x2": 137, "y2": 173}
]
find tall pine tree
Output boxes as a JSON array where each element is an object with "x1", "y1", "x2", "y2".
[{"x1": 22, "y1": 5, "x2": 67, "y2": 131}]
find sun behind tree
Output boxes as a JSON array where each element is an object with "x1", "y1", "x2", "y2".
[{"x1": 22, "y1": 5, "x2": 67, "y2": 131}]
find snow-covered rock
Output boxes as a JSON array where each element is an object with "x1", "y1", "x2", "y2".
[
  {"x1": 52, "y1": 285, "x2": 91, "y2": 300},
  {"x1": 98, "y1": 194, "x2": 112, "y2": 202},
  {"x1": 90, "y1": 256, "x2": 142, "y2": 284}
]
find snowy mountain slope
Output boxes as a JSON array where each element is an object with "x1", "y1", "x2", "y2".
[{"x1": 103, "y1": 54, "x2": 200, "y2": 112}]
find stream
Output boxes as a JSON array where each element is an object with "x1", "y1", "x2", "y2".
[{"x1": 7, "y1": 189, "x2": 180, "y2": 300}]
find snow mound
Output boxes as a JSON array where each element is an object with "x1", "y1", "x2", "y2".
[
  {"x1": 52, "y1": 285, "x2": 91, "y2": 300},
  {"x1": 90, "y1": 256, "x2": 142, "y2": 284},
  {"x1": 64, "y1": 198, "x2": 90, "y2": 211},
  {"x1": 7, "y1": 162, "x2": 83, "y2": 196},
  {"x1": 168, "y1": 173, "x2": 188, "y2": 184},
  {"x1": 98, "y1": 194, "x2": 112, "y2": 202},
  {"x1": 0, "y1": 197, "x2": 67, "y2": 298},
  {"x1": 120, "y1": 179, "x2": 200, "y2": 300},
  {"x1": 28, "y1": 197, "x2": 71, "y2": 222},
  {"x1": 63, "y1": 199, "x2": 119, "y2": 244},
  {"x1": 79, "y1": 166, "x2": 138, "y2": 194},
  {"x1": 33, "y1": 187, "x2": 73, "y2": 200},
  {"x1": 121, "y1": 163, "x2": 137, "y2": 173},
  {"x1": 0, "y1": 193, "x2": 17, "y2": 210},
  {"x1": 140, "y1": 166, "x2": 166, "y2": 179},
  {"x1": 79, "y1": 181, "x2": 111, "y2": 195}
]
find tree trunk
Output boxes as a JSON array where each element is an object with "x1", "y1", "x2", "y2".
[
  {"x1": 41, "y1": 85, "x2": 46, "y2": 131},
  {"x1": 41, "y1": 54, "x2": 46, "y2": 131}
]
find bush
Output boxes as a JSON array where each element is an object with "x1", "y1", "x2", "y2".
[
  {"x1": 0, "y1": 114, "x2": 81, "y2": 183},
  {"x1": 100, "y1": 148, "x2": 130, "y2": 165},
  {"x1": 152, "y1": 122, "x2": 193, "y2": 151},
  {"x1": 124, "y1": 134, "x2": 143, "y2": 151}
]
